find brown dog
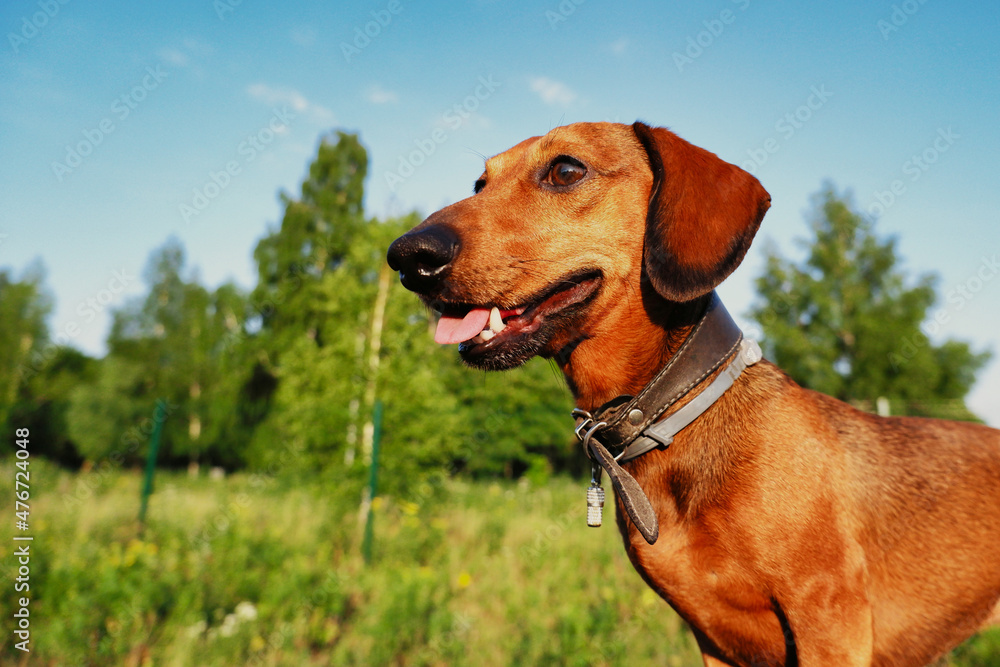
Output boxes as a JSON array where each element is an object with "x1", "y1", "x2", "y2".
[{"x1": 386, "y1": 121, "x2": 1000, "y2": 666}]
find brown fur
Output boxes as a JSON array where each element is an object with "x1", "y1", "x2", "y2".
[{"x1": 388, "y1": 122, "x2": 1000, "y2": 666}]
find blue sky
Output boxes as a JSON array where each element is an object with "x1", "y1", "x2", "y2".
[{"x1": 2, "y1": 0, "x2": 999, "y2": 424}]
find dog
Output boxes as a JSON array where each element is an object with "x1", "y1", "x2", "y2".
[{"x1": 386, "y1": 121, "x2": 1000, "y2": 666}]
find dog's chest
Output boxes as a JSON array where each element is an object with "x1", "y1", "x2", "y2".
[{"x1": 622, "y1": 523, "x2": 791, "y2": 666}]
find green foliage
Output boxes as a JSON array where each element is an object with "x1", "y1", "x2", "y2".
[
  {"x1": 0, "y1": 465, "x2": 704, "y2": 666},
  {"x1": 0, "y1": 264, "x2": 98, "y2": 465},
  {"x1": 949, "y1": 627, "x2": 1000, "y2": 667},
  {"x1": 241, "y1": 132, "x2": 575, "y2": 492},
  {"x1": 10, "y1": 346, "x2": 94, "y2": 465},
  {"x1": 67, "y1": 355, "x2": 153, "y2": 465},
  {"x1": 251, "y1": 131, "x2": 369, "y2": 356},
  {"x1": 0, "y1": 262, "x2": 52, "y2": 432},
  {"x1": 749, "y1": 184, "x2": 991, "y2": 419},
  {"x1": 0, "y1": 131, "x2": 576, "y2": 483},
  {"x1": 14, "y1": 138, "x2": 991, "y2": 485},
  {"x1": 3, "y1": 466, "x2": 996, "y2": 666},
  {"x1": 66, "y1": 239, "x2": 252, "y2": 467}
]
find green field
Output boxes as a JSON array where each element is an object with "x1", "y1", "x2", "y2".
[{"x1": 2, "y1": 461, "x2": 997, "y2": 666}]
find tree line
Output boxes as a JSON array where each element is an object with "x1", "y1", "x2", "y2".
[{"x1": 1, "y1": 131, "x2": 989, "y2": 493}]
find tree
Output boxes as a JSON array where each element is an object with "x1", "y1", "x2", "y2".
[
  {"x1": 66, "y1": 355, "x2": 154, "y2": 465},
  {"x1": 242, "y1": 132, "x2": 578, "y2": 492},
  {"x1": 0, "y1": 262, "x2": 52, "y2": 434},
  {"x1": 69, "y1": 239, "x2": 252, "y2": 467},
  {"x1": 0, "y1": 263, "x2": 96, "y2": 465},
  {"x1": 748, "y1": 184, "x2": 991, "y2": 420},
  {"x1": 12, "y1": 346, "x2": 95, "y2": 466},
  {"x1": 251, "y1": 131, "x2": 368, "y2": 354},
  {"x1": 245, "y1": 131, "x2": 374, "y2": 475}
]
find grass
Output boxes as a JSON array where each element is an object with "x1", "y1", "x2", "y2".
[{"x1": 1, "y1": 460, "x2": 997, "y2": 666}]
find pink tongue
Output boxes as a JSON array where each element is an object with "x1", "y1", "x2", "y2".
[{"x1": 434, "y1": 308, "x2": 491, "y2": 345}]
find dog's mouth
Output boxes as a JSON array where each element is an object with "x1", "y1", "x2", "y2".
[{"x1": 430, "y1": 270, "x2": 602, "y2": 370}]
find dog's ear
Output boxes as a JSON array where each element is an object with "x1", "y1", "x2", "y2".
[{"x1": 632, "y1": 121, "x2": 770, "y2": 302}]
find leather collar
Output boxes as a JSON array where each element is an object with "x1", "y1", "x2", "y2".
[{"x1": 573, "y1": 292, "x2": 760, "y2": 544}]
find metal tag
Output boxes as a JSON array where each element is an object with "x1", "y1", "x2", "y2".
[{"x1": 586, "y1": 465, "x2": 605, "y2": 527}]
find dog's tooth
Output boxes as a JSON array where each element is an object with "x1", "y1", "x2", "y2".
[
  {"x1": 489, "y1": 306, "x2": 505, "y2": 333},
  {"x1": 480, "y1": 329, "x2": 495, "y2": 341}
]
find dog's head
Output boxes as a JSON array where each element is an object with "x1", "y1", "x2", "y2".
[{"x1": 387, "y1": 121, "x2": 770, "y2": 371}]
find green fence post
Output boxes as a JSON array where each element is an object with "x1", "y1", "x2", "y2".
[
  {"x1": 139, "y1": 400, "x2": 166, "y2": 531},
  {"x1": 362, "y1": 399, "x2": 383, "y2": 564}
]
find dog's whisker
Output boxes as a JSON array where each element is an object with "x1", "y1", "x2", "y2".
[
  {"x1": 508, "y1": 257, "x2": 573, "y2": 267},
  {"x1": 465, "y1": 147, "x2": 488, "y2": 162}
]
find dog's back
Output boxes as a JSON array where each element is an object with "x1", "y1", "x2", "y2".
[{"x1": 794, "y1": 381, "x2": 1000, "y2": 663}]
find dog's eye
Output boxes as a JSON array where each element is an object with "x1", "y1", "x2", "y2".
[
  {"x1": 546, "y1": 158, "x2": 586, "y2": 187},
  {"x1": 474, "y1": 178, "x2": 486, "y2": 194}
]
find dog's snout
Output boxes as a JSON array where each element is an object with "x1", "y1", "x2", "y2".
[{"x1": 386, "y1": 225, "x2": 460, "y2": 293}]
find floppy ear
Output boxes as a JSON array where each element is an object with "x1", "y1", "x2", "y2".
[{"x1": 632, "y1": 121, "x2": 770, "y2": 302}]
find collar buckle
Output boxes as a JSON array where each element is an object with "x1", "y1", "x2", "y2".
[{"x1": 571, "y1": 408, "x2": 596, "y2": 441}]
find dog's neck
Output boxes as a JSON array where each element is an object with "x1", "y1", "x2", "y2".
[
  {"x1": 558, "y1": 286, "x2": 712, "y2": 412},
  {"x1": 562, "y1": 289, "x2": 747, "y2": 545}
]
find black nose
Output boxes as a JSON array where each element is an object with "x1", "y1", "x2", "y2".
[{"x1": 386, "y1": 225, "x2": 460, "y2": 294}]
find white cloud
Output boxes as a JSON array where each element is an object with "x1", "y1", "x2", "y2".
[
  {"x1": 609, "y1": 37, "x2": 630, "y2": 56},
  {"x1": 365, "y1": 83, "x2": 399, "y2": 105},
  {"x1": 156, "y1": 39, "x2": 213, "y2": 77},
  {"x1": 158, "y1": 48, "x2": 189, "y2": 67},
  {"x1": 431, "y1": 111, "x2": 493, "y2": 132},
  {"x1": 529, "y1": 76, "x2": 578, "y2": 107},
  {"x1": 181, "y1": 37, "x2": 213, "y2": 57},
  {"x1": 290, "y1": 26, "x2": 317, "y2": 47},
  {"x1": 246, "y1": 83, "x2": 335, "y2": 125}
]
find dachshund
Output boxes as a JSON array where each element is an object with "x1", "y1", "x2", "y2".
[{"x1": 386, "y1": 121, "x2": 1000, "y2": 666}]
